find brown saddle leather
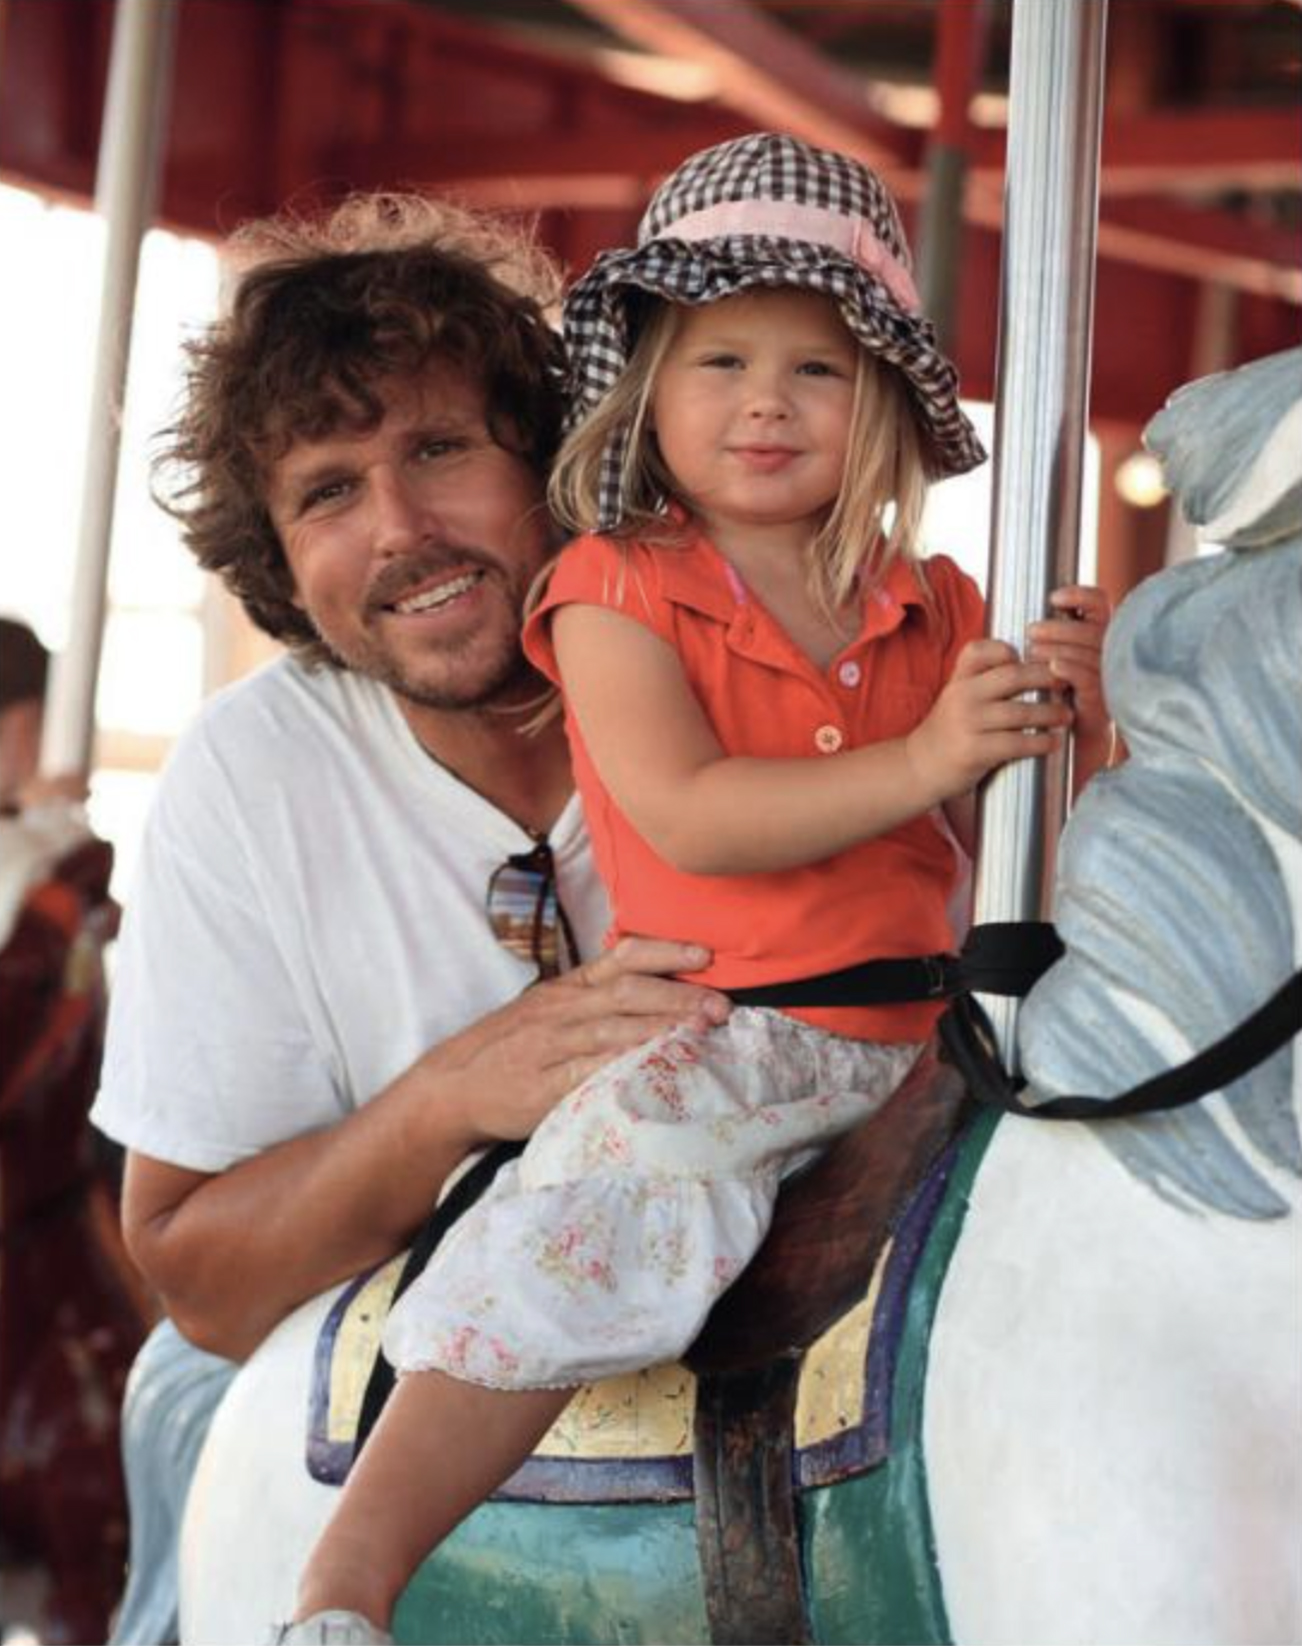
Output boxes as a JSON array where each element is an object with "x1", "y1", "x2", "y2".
[
  {"x1": 687, "y1": 1044, "x2": 967, "y2": 1645},
  {"x1": 688, "y1": 1042, "x2": 966, "y2": 1376}
]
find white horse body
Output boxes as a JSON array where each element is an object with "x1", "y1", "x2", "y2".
[
  {"x1": 180, "y1": 1288, "x2": 339, "y2": 1641},
  {"x1": 931, "y1": 346, "x2": 1302, "y2": 1646},
  {"x1": 928, "y1": 1109, "x2": 1301, "y2": 1646},
  {"x1": 179, "y1": 351, "x2": 1302, "y2": 1645}
]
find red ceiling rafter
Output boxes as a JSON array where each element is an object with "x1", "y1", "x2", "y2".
[
  {"x1": 564, "y1": 0, "x2": 923, "y2": 182},
  {"x1": 0, "y1": 0, "x2": 1297, "y2": 428},
  {"x1": 970, "y1": 107, "x2": 1302, "y2": 196}
]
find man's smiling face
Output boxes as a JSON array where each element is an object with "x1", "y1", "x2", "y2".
[{"x1": 267, "y1": 362, "x2": 553, "y2": 713}]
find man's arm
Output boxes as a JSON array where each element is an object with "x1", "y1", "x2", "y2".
[{"x1": 123, "y1": 938, "x2": 728, "y2": 1360}]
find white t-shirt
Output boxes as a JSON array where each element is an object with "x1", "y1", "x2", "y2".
[{"x1": 91, "y1": 655, "x2": 609, "y2": 1174}]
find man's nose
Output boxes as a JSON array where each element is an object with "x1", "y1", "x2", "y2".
[{"x1": 370, "y1": 468, "x2": 428, "y2": 556}]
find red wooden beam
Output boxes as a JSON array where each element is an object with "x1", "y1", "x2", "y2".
[
  {"x1": 563, "y1": 0, "x2": 923, "y2": 182},
  {"x1": 972, "y1": 108, "x2": 1302, "y2": 195},
  {"x1": 1098, "y1": 196, "x2": 1302, "y2": 304},
  {"x1": 932, "y1": 0, "x2": 991, "y2": 149}
]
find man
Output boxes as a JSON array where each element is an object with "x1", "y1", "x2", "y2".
[{"x1": 91, "y1": 193, "x2": 728, "y2": 1643}]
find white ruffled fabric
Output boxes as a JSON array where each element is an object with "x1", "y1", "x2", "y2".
[{"x1": 383, "y1": 1008, "x2": 919, "y2": 1389}]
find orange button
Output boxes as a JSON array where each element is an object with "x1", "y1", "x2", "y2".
[{"x1": 814, "y1": 724, "x2": 844, "y2": 754}]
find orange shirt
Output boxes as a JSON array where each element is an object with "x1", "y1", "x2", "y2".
[{"x1": 524, "y1": 528, "x2": 985, "y2": 1042}]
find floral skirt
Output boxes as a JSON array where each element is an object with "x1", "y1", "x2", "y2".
[{"x1": 382, "y1": 1007, "x2": 920, "y2": 1389}]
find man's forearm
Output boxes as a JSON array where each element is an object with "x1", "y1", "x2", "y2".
[
  {"x1": 123, "y1": 938, "x2": 732, "y2": 1362},
  {"x1": 124, "y1": 1058, "x2": 479, "y2": 1361}
]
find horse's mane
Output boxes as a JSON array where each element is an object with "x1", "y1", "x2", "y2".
[{"x1": 1018, "y1": 349, "x2": 1302, "y2": 1220}]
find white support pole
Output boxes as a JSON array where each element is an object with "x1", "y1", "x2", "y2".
[
  {"x1": 40, "y1": 0, "x2": 178, "y2": 780},
  {"x1": 971, "y1": 0, "x2": 1108, "y2": 1070}
]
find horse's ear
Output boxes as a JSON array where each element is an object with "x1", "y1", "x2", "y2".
[{"x1": 1143, "y1": 345, "x2": 1302, "y2": 550}]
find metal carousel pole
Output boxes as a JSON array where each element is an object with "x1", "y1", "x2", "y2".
[
  {"x1": 971, "y1": 0, "x2": 1109, "y2": 1071},
  {"x1": 39, "y1": 0, "x2": 178, "y2": 782}
]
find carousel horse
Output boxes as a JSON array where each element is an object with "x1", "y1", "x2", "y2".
[
  {"x1": 178, "y1": 346, "x2": 1301, "y2": 1646},
  {"x1": 0, "y1": 806, "x2": 151, "y2": 1643}
]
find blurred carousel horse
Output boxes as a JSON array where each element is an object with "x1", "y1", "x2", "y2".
[{"x1": 0, "y1": 806, "x2": 151, "y2": 1644}]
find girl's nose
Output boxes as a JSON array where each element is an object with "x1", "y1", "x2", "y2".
[{"x1": 744, "y1": 371, "x2": 790, "y2": 418}]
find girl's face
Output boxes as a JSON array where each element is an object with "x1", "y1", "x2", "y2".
[{"x1": 650, "y1": 288, "x2": 858, "y2": 547}]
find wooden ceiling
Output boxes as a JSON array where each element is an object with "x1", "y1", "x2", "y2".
[{"x1": 1, "y1": 0, "x2": 1298, "y2": 427}]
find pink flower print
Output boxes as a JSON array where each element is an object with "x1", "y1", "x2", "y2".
[
  {"x1": 641, "y1": 1049, "x2": 696, "y2": 1119},
  {"x1": 489, "y1": 1336, "x2": 521, "y2": 1376},
  {"x1": 534, "y1": 1215, "x2": 619, "y2": 1294},
  {"x1": 600, "y1": 1124, "x2": 633, "y2": 1166},
  {"x1": 713, "y1": 1254, "x2": 743, "y2": 1287},
  {"x1": 441, "y1": 1324, "x2": 481, "y2": 1376},
  {"x1": 645, "y1": 1217, "x2": 695, "y2": 1285},
  {"x1": 584, "y1": 1256, "x2": 616, "y2": 1287}
]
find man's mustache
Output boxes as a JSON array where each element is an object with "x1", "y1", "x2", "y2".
[{"x1": 364, "y1": 546, "x2": 501, "y2": 615}]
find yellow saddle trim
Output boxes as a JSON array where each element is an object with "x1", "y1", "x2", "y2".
[{"x1": 322, "y1": 1238, "x2": 891, "y2": 1462}]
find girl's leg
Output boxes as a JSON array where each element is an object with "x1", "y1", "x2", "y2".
[{"x1": 294, "y1": 1371, "x2": 573, "y2": 1628}]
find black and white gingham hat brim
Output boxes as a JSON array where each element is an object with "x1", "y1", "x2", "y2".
[{"x1": 563, "y1": 132, "x2": 986, "y2": 531}]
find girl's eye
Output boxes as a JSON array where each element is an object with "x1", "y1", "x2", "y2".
[
  {"x1": 700, "y1": 353, "x2": 743, "y2": 370},
  {"x1": 797, "y1": 360, "x2": 840, "y2": 378}
]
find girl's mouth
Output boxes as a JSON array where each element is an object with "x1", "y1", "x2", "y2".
[{"x1": 731, "y1": 446, "x2": 799, "y2": 472}]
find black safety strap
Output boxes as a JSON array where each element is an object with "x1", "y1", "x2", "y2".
[
  {"x1": 725, "y1": 921, "x2": 1064, "y2": 1009},
  {"x1": 940, "y1": 969, "x2": 1302, "y2": 1121},
  {"x1": 727, "y1": 920, "x2": 1301, "y2": 1124},
  {"x1": 353, "y1": 1139, "x2": 524, "y2": 1459}
]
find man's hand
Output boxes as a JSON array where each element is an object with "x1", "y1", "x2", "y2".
[
  {"x1": 122, "y1": 937, "x2": 731, "y2": 1360},
  {"x1": 430, "y1": 938, "x2": 731, "y2": 1145}
]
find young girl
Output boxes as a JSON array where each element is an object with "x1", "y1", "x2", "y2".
[{"x1": 282, "y1": 133, "x2": 1112, "y2": 1645}]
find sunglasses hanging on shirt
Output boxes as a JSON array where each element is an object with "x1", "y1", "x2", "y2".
[{"x1": 486, "y1": 838, "x2": 579, "y2": 981}]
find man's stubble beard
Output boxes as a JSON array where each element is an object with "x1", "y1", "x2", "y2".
[
  {"x1": 366, "y1": 628, "x2": 539, "y2": 712},
  {"x1": 314, "y1": 569, "x2": 540, "y2": 712}
]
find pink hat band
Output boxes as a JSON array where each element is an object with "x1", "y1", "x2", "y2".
[{"x1": 654, "y1": 198, "x2": 921, "y2": 317}]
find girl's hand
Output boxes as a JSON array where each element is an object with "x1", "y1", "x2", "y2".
[
  {"x1": 905, "y1": 638, "x2": 1070, "y2": 804},
  {"x1": 1027, "y1": 584, "x2": 1116, "y2": 786}
]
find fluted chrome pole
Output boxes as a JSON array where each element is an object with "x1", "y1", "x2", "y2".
[{"x1": 971, "y1": 0, "x2": 1108, "y2": 1069}]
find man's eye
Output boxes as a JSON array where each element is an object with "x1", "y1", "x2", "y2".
[
  {"x1": 417, "y1": 437, "x2": 466, "y2": 461},
  {"x1": 300, "y1": 478, "x2": 352, "y2": 513}
]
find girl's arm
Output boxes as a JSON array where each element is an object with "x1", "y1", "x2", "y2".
[{"x1": 552, "y1": 604, "x2": 1069, "y2": 877}]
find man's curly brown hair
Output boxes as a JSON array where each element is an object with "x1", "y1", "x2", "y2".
[{"x1": 153, "y1": 194, "x2": 567, "y2": 665}]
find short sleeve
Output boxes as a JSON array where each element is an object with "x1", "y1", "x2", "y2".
[
  {"x1": 524, "y1": 534, "x2": 677, "y2": 686},
  {"x1": 91, "y1": 730, "x2": 339, "y2": 1173},
  {"x1": 924, "y1": 555, "x2": 987, "y2": 681}
]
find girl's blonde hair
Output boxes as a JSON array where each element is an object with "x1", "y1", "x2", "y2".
[{"x1": 548, "y1": 294, "x2": 931, "y2": 613}]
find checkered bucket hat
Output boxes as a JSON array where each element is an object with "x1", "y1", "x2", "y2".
[{"x1": 563, "y1": 132, "x2": 987, "y2": 530}]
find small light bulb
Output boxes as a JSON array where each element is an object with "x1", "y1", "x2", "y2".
[{"x1": 1114, "y1": 451, "x2": 1168, "y2": 509}]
